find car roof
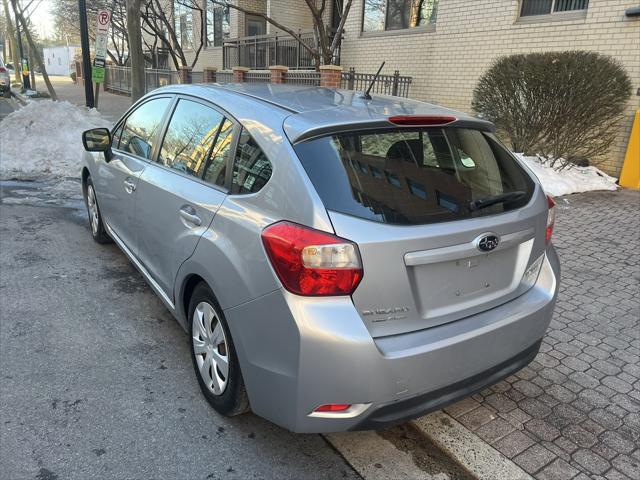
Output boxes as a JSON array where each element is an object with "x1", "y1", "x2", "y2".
[{"x1": 150, "y1": 83, "x2": 495, "y2": 143}]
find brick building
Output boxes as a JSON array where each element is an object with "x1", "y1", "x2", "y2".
[{"x1": 161, "y1": 1, "x2": 640, "y2": 175}]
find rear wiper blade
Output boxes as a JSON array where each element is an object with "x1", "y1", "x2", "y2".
[{"x1": 469, "y1": 191, "x2": 526, "y2": 211}]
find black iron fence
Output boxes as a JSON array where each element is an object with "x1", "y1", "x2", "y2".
[
  {"x1": 105, "y1": 66, "x2": 181, "y2": 95},
  {"x1": 342, "y1": 68, "x2": 412, "y2": 98},
  {"x1": 104, "y1": 66, "x2": 412, "y2": 98},
  {"x1": 223, "y1": 31, "x2": 325, "y2": 70}
]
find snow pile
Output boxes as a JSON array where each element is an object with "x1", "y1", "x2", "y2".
[
  {"x1": 516, "y1": 154, "x2": 618, "y2": 197},
  {"x1": 0, "y1": 100, "x2": 110, "y2": 178}
]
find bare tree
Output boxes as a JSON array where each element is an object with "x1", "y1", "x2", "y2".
[
  {"x1": 140, "y1": 0, "x2": 205, "y2": 70},
  {"x1": 13, "y1": 0, "x2": 57, "y2": 99},
  {"x1": 52, "y1": 0, "x2": 130, "y2": 66},
  {"x1": 210, "y1": 0, "x2": 353, "y2": 69},
  {"x1": 2, "y1": 0, "x2": 20, "y2": 82},
  {"x1": 126, "y1": 0, "x2": 144, "y2": 101}
]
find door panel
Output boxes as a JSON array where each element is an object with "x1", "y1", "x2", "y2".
[
  {"x1": 134, "y1": 168, "x2": 226, "y2": 296},
  {"x1": 93, "y1": 153, "x2": 146, "y2": 249},
  {"x1": 134, "y1": 98, "x2": 233, "y2": 298}
]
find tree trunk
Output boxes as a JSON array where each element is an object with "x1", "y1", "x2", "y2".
[
  {"x1": 15, "y1": 6, "x2": 57, "y2": 100},
  {"x1": 126, "y1": 0, "x2": 144, "y2": 102},
  {"x1": 2, "y1": 0, "x2": 20, "y2": 83}
]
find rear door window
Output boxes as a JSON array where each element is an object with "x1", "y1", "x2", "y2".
[
  {"x1": 294, "y1": 128, "x2": 534, "y2": 225},
  {"x1": 158, "y1": 99, "x2": 225, "y2": 178}
]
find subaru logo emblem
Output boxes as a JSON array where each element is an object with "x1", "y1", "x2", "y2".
[{"x1": 476, "y1": 233, "x2": 499, "y2": 252}]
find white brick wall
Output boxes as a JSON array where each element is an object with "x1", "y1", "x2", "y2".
[{"x1": 339, "y1": 0, "x2": 640, "y2": 175}]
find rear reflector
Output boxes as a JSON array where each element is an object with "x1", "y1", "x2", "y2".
[
  {"x1": 314, "y1": 404, "x2": 351, "y2": 413},
  {"x1": 546, "y1": 195, "x2": 556, "y2": 244},
  {"x1": 388, "y1": 115, "x2": 457, "y2": 126},
  {"x1": 261, "y1": 221, "x2": 363, "y2": 296}
]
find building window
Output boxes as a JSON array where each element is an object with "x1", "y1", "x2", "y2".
[
  {"x1": 174, "y1": 1, "x2": 193, "y2": 49},
  {"x1": 363, "y1": 0, "x2": 438, "y2": 33},
  {"x1": 206, "y1": 4, "x2": 230, "y2": 47},
  {"x1": 246, "y1": 15, "x2": 266, "y2": 36},
  {"x1": 520, "y1": 0, "x2": 589, "y2": 17}
]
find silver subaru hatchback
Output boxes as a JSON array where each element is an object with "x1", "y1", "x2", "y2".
[{"x1": 81, "y1": 84, "x2": 560, "y2": 433}]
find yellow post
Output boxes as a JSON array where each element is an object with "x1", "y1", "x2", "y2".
[{"x1": 619, "y1": 110, "x2": 640, "y2": 189}]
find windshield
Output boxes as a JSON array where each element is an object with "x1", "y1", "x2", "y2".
[{"x1": 294, "y1": 128, "x2": 534, "y2": 226}]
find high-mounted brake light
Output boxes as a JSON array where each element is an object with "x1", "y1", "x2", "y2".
[
  {"x1": 314, "y1": 404, "x2": 351, "y2": 413},
  {"x1": 388, "y1": 115, "x2": 457, "y2": 126},
  {"x1": 546, "y1": 195, "x2": 556, "y2": 244},
  {"x1": 261, "y1": 221, "x2": 363, "y2": 296}
]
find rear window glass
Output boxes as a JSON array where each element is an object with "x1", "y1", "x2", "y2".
[{"x1": 294, "y1": 128, "x2": 534, "y2": 226}]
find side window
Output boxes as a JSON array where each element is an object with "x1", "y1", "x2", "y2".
[
  {"x1": 159, "y1": 99, "x2": 224, "y2": 177},
  {"x1": 231, "y1": 128, "x2": 273, "y2": 194},
  {"x1": 119, "y1": 97, "x2": 172, "y2": 160},
  {"x1": 203, "y1": 119, "x2": 234, "y2": 187}
]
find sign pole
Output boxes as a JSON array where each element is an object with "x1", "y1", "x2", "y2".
[
  {"x1": 78, "y1": 0, "x2": 94, "y2": 108},
  {"x1": 91, "y1": 7, "x2": 112, "y2": 108}
]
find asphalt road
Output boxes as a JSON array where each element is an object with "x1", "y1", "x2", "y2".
[{"x1": 0, "y1": 181, "x2": 360, "y2": 480}]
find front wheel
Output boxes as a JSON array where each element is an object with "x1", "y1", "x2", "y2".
[
  {"x1": 189, "y1": 283, "x2": 249, "y2": 416},
  {"x1": 84, "y1": 177, "x2": 110, "y2": 244}
]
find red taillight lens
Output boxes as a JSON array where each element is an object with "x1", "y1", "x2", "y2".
[
  {"x1": 314, "y1": 404, "x2": 351, "y2": 413},
  {"x1": 261, "y1": 221, "x2": 363, "y2": 296},
  {"x1": 546, "y1": 195, "x2": 556, "y2": 244},
  {"x1": 0, "y1": 67, "x2": 6, "y2": 73},
  {"x1": 388, "y1": 115, "x2": 457, "y2": 126}
]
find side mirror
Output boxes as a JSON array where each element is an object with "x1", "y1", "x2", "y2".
[{"x1": 82, "y1": 128, "x2": 113, "y2": 161}]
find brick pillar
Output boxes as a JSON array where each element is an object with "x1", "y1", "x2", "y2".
[
  {"x1": 203, "y1": 67, "x2": 217, "y2": 83},
  {"x1": 233, "y1": 67, "x2": 250, "y2": 82},
  {"x1": 320, "y1": 65, "x2": 343, "y2": 89},
  {"x1": 269, "y1": 65, "x2": 288, "y2": 84},
  {"x1": 178, "y1": 66, "x2": 192, "y2": 84}
]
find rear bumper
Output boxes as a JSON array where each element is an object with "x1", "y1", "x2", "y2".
[{"x1": 225, "y1": 246, "x2": 560, "y2": 433}]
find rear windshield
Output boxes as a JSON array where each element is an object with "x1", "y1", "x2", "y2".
[{"x1": 294, "y1": 128, "x2": 534, "y2": 226}]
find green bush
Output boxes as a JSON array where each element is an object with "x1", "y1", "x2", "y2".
[{"x1": 472, "y1": 51, "x2": 632, "y2": 168}]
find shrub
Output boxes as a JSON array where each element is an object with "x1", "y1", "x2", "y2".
[{"x1": 472, "y1": 51, "x2": 632, "y2": 169}]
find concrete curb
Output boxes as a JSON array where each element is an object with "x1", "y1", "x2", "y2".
[{"x1": 412, "y1": 412, "x2": 533, "y2": 480}]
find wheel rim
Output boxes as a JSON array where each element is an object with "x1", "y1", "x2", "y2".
[
  {"x1": 192, "y1": 302, "x2": 229, "y2": 395},
  {"x1": 87, "y1": 185, "x2": 99, "y2": 235}
]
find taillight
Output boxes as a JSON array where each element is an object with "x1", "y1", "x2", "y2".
[
  {"x1": 546, "y1": 195, "x2": 556, "y2": 244},
  {"x1": 261, "y1": 221, "x2": 363, "y2": 296},
  {"x1": 0, "y1": 67, "x2": 6, "y2": 73}
]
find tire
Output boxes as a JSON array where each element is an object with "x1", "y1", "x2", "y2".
[
  {"x1": 84, "y1": 177, "x2": 111, "y2": 244},
  {"x1": 189, "y1": 282, "x2": 249, "y2": 416}
]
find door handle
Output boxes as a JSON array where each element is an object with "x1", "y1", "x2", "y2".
[
  {"x1": 179, "y1": 207, "x2": 202, "y2": 226},
  {"x1": 123, "y1": 179, "x2": 136, "y2": 194}
]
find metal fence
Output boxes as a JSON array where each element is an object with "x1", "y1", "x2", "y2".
[
  {"x1": 105, "y1": 66, "x2": 189, "y2": 95},
  {"x1": 341, "y1": 68, "x2": 412, "y2": 98},
  {"x1": 223, "y1": 31, "x2": 320, "y2": 70},
  {"x1": 244, "y1": 71, "x2": 271, "y2": 83},
  {"x1": 286, "y1": 71, "x2": 321, "y2": 86},
  {"x1": 144, "y1": 68, "x2": 180, "y2": 91},
  {"x1": 104, "y1": 66, "x2": 411, "y2": 98},
  {"x1": 216, "y1": 71, "x2": 233, "y2": 83}
]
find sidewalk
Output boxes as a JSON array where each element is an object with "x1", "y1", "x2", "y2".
[
  {"x1": 37, "y1": 75, "x2": 131, "y2": 122},
  {"x1": 443, "y1": 190, "x2": 640, "y2": 480}
]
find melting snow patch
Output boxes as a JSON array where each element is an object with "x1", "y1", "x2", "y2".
[
  {"x1": 0, "y1": 100, "x2": 110, "y2": 179},
  {"x1": 516, "y1": 154, "x2": 618, "y2": 197}
]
